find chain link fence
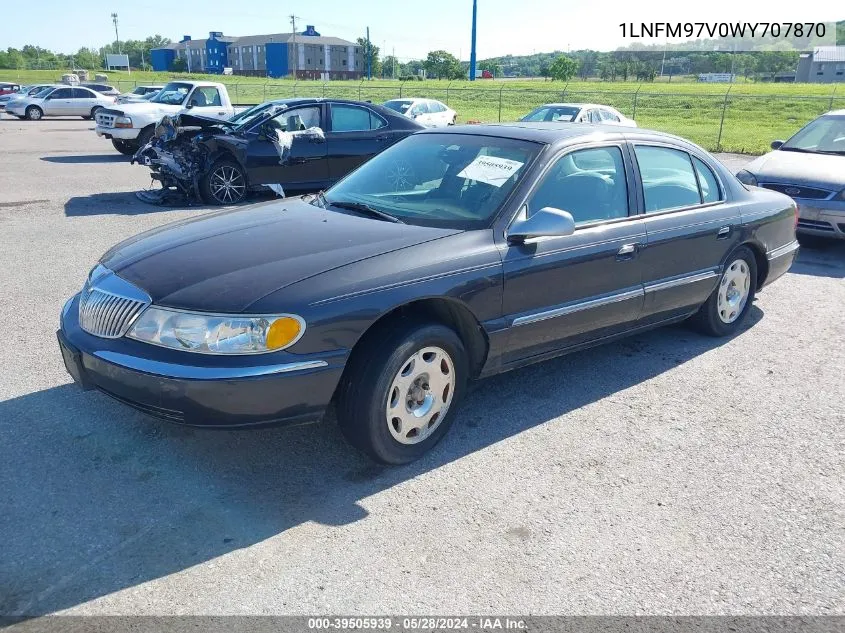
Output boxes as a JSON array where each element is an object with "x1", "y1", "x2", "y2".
[{"x1": 108, "y1": 79, "x2": 843, "y2": 155}]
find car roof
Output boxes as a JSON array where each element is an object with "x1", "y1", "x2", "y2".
[
  {"x1": 825, "y1": 109, "x2": 845, "y2": 116},
  {"x1": 418, "y1": 121, "x2": 694, "y2": 147},
  {"x1": 530, "y1": 103, "x2": 618, "y2": 110}
]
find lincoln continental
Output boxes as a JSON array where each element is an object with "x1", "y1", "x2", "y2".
[{"x1": 58, "y1": 123, "x2": 799, "y2": 464}]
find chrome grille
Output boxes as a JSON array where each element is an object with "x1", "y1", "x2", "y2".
[
  {"x1": 77, "y1": 265, "x2": 150, "y2": 339},
  {"x1": 95, "y1": 112, "x2": 116, "y2": 127}
]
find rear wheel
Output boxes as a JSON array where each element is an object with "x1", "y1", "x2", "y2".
[
  {"x1": 25, "y1": 106, "x2": 42, "y2": 121},
  {"x1": 89, "y1": 106, "x2": 103, "y2": 120},
  {"x1": 691, "y1": 246, "x2": 757, "y2": 337},
  {"x1": 200, "y1": 159, "x2": 248, "y2": 205},
  {"x1": 336, "y1": 321, "x2": 468, "y2": 464},
  {"x1": 111, "y1": 139, "x2": 137, "y2": 155}
]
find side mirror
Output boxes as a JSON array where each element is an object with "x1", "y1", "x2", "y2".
[
  {"x1": 185, "y1": 103, "x2": 194, "y2": 109},
  {"x1": 771, "y1": 140, "x2": 784, "y2": 150},
  {"x1": 507, "y1": 206, "x2": 576, "y2": 244}
]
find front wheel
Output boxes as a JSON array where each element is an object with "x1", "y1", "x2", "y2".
[
  {"x1": 111, "y1": 139, "x2": 137, "y2": 155},
  {"x1": 25, "y1": 106, "x2": 42, "y2": 121},
  {"x1": 691, "y1": 246, "x2": 757, "y2": 337},
  {"x1": 200, "y1": 159, "x2": 248, "y2": 205},
  {"x1": 336, "y1": 322, "x2": 468, "y2": 464}
]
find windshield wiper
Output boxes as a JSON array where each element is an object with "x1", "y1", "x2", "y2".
[
  {"x1": 779, "y1": 147, "x2": 815, "y2": 153},
  {"x1": 327, "y1": 200, "x2": 405, "y2": 224}
]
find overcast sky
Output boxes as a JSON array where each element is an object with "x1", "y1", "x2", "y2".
[{"x1": 1, "y1": 0, "x2": 842, "y2": 60}]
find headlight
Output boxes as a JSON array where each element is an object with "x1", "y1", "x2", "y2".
[
  {"x1": 114, "y1": 116, "x2": 133, "y2": 128},
  {"x1": 126, "y1": 307, "x2": 305, "y2": 355},
  {"x1": 736, "y1": 170, "x2": 758, "y2": 186}
]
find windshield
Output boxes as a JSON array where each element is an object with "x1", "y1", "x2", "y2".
[
  {"x1": 781, "y1": 116, "x2": 845, "y2": 154},
  {"x1": 521, "y1": 105, "x2": 581, "y2": 123},
  {"x1": 149, "y1": 82, "x2": 192, "y2": 106},
  {"x1": 383, "y1": 100, "x2": 414, "y2": 114},
  {"x1": 320, "y1": 133, "x2": 542, "y2": 229},
  {"x1": 231, "y1": 102, "x2": 283, "y2": 128},
  {"x1": 32, "y1": 87, "x2": 53, "y2": 99}
]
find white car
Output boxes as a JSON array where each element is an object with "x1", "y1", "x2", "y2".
[
  {"x1": 382, "y1": 98, "x2": 457, "y2": 127},
  {"x1": 117, "y1": 85, "x2": 165, "y2": 104},
  {"x1": 0, "y1": 84, "x2": 56, "y2": 110},
  {"x1": 6, "y1": 85, "x2": 116, "y2": 120},
  {"x1": 520, "y1": 103, "x2": 637, "y2": 127}
]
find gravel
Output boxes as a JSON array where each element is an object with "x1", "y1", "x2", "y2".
[{"x1": 1, "y1": 117, "x2": 843, "y2": 616}]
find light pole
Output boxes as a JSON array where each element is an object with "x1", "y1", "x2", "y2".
[
  {"x1": 469, "y1": 0, "x2": 477, "y2": 81},
  {"x1": 111, "y1": 13, "x2": 121, "y2": 55}
]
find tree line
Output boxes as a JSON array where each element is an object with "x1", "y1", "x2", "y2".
[{"x1": 0, "y1": 36, "x2": 171, "y2": 71}]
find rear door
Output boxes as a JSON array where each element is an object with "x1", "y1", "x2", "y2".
[
  {"x1": 43, "y1": 88, "x2": 74, "y2": 115},
  {"x1": 501, "y1": 143, "x2": 646, "y2": 363},
  {"x1": 244, "y1": 104, "x2": 329, "y2": 191},
  {"x1": 631, "y1": 143, "x2": 741, "y2": 324},
  {"x1": 72, "y1": 88, "x2": 98, "y2": 115},
  {"x1": 326, "y1": 103, "x2": 393, "y2": 180}
]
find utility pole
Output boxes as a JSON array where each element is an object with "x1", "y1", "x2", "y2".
[
  {"x1": 111, "y1": 13, "x2": 121, "y2": 54},
  {"x1": 290, "y1": 15, "x2": 299, "y2": 77},
  {"x1": 392, "y1": 46, "x2": 396, "y2": 79},
  {"x1": 469, "y1": 0, "x2": 477, "y2": 81},
  {"x1": 366, "y1": 27, "x2": 371, "y2": 80}
]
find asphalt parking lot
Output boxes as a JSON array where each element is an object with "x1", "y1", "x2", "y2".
[{"x1": 1, "y1": 117, "x2": 843, "y2": 616}]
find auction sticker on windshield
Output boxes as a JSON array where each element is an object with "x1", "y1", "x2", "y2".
[{"x1": 457, "y1": 156, "x2": 524, "y2": 187}]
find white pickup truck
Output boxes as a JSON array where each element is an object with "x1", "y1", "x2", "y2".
[{"x1": 95, "y1": 80, "x2": 239, "y2": 155}]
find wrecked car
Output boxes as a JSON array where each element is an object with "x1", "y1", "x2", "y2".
[{"x1": 132, "y1": 98, "x2": 425, "y2": 206}]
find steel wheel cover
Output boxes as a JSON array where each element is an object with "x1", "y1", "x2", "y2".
[
  {"x1": 386, "y1": 346, "x2": 456, "y2": 445},
  {"x1": 28, "y1": 107, "x2": 42, "y2": 120},
  {"x1": 209, "y1": 165, "x2": 246, "y2": 204},
  {"x1": 717, "y1": 258, "x2": 751, "y2": 324}
]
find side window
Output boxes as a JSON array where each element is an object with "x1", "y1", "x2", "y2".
[
  {"x1": 191, "y1": 87, "x2": 221, "y2": 107},
  {"x1": 634, "y1": 146, "x2": 701, "y2": 212},
  {"x1": 268, "y1": 106, "x2": 321, "y2": 131},
  {"x1": 588, "y1": 110, "x2": 602, "y2": 123},
  {"x1": 50, "y1": 88, "x2": 73, "y2": 99},
  {"x1": 430, "y1": 101, "x2": 446, "y2": 113},
  {"x1": 412, "y1": 102, "x2": 430, "y2": 115},
  {"x1": 601, "y1": 109, "x2": 620, "y2": 122},
  {"x1": 692, "y1": 156, "x2": 723, "y2": 203},
  {"x1": 71, "y1": 88, "x2": 93, "y2": 98},
  {"x1": 331, "y1": 105, "x2": 384, "y2": 132},
  {"x1": 528, "y1": 146, "x2": 629, "y2": 225}
]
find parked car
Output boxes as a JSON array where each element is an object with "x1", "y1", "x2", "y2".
[
  {"x1": 116, "y1": 85, "x2": 165, "y2": 104},
  {"x1": 521, "y1": 103, "x2": 637, "y2": 127},
  {"x1": 382, "y1": 98, "x2": 457, "y2": 127},
  {"x1": 5, "y1": 85, "x2": 116, "y2": 120},
  {"x1": 134, "y1": 98, "x2": 424, "y2": 205},
  {"x1": 0, "y1": 84, "x2": 56, "y2": 110},
  {"x1": 82, "y1": 83, "x2": 121, "y2": 96},
  {"x1": 96, "y1": 81, "x2": 241, "y2": 155},
  {"x1": 736, "y1": 110, "x2": 845, "y2": 240},
  {"x1": 58, "y1": 123, "x2": 798, "y2": 464},
  {"x1": 0, "y1": 82, "x2": 21, "y2": 96}
]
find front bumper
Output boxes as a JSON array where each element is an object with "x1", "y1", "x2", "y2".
[
  {"x1": 95, "y1": 125, "x2": 140, "y2": 140},
  {"x1": 6, "y1": 105, "x2": 25, "y2": 116},
  {"x1": 795, "y1": 200, "x2": 845, "y2": 240},
  {"x1": 58, "y1": 294, "x2": 345, "y2": 428}
]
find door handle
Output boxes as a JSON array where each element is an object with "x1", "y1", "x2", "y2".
[
  {"x1": 616, "y1": 243, "x2": 638, "y2": 260},
  {"x1": 717, "y1": 226, "x2": 731, "y2": 239}
]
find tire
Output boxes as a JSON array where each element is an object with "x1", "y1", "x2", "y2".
[
  {"x1": 111, "y1": 139, "x2": 137, "y2": 155},
  {"x1": 135, "y1": 126, "x2": 154, "y2": 151},
  {"x1": 691, "y1": 246, "x2": 757, "y2": 337},
  {"x1": 200, "y1": 159, "x2": 248, "y2": 205},
  {"x1": 336, "y1": 321, "x2": 468, "y2": 464},
  {"x1": 90, "y1": 106, "x2": 103, "y2": 120},
  {"x1": 25, "y1": 106, "x2": 42, "y2": 121}
]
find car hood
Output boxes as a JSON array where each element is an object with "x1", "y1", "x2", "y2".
[
  {"x1": 744, "y1": 150, "x2": 845, "y2": 188},
  {"x1": 107, "y1": 101, "x2": 184, "y2": 117},
  {"x1": 100, "y1": 197, "x2": 462, "y2": 313}
]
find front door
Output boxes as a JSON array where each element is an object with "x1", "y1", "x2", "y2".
[
  {"x1": 326, "y1": 103, "x2": 391, "y2": 181},
  {"x1": 244, "y1": 104, "x2": 329, "y2": 192},
  {"x1": 501, "y1": 144, "x2": 645, "y2": 364},
  {"x1": 630, "y1": 143, "x2": 742, "y2": 324},
  {"x1": 43, "y1": 88, "x2": 74, "y2": 116}
]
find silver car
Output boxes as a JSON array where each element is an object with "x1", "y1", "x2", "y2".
[{"x1": 736, "y1": 110, "x2": 845, "y2": 239}]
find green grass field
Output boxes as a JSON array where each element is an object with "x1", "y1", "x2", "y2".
[{"x1": 4, "y1": 69, "x2": 844, "y2": 154}]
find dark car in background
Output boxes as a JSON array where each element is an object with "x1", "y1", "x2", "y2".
[
  {"x1": 82, "y1": 83, "x2": 121, "y2": 97},
  {"x1": 58, "y1": 123, "x2": 798, "y2": 464},
  {"x1": 135, "y1": 98, "x2": 425, "y2": 205},
  {"x1": 736, "y1": 110, "x2": 845, "y2": 240}
]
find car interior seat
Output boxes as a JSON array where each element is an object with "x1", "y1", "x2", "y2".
[{"x1": 189, "y1": 92, "x2": 208, "y2": 107}]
